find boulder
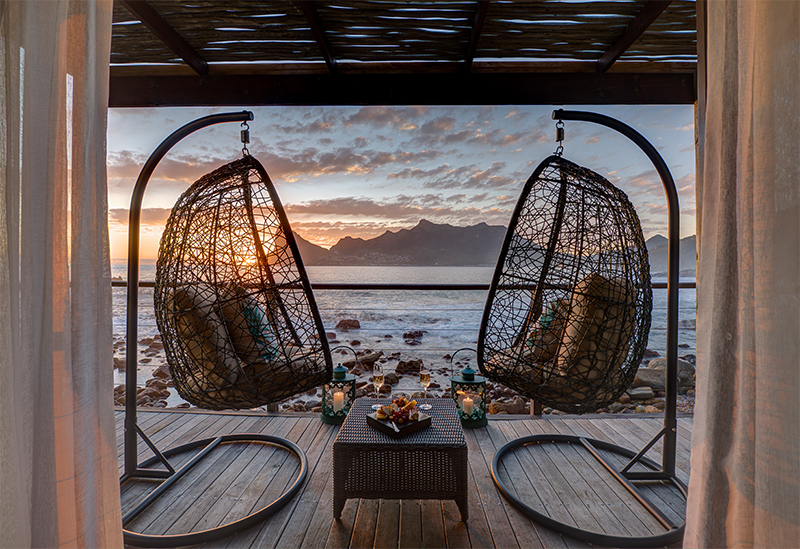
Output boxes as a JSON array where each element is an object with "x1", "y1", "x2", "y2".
[
  {"x1": 335, "y1": 319, "x2": 360, "y2": 330},
  {"x1": 343, "y1": 350, "x2": 383, "y2": 370},
  {"x1": 403, "y1": 330, "x2": 425, "y2": 340},
  {"x1": 488, "y1": 396, "x2": 527, "y2": 415},
  {"x1": 395, "y1": 359, "x2": 423, "y2": 375},
  {"x1": 634, "y1": 358, "x2": 696, "y2": 390},
  {"x1": 607, "y1": 402, "x2": 626, "y2": 413},
  {"x1": 384, "y1": 372, "x2": 399, "y2": 385},
  {"x1": 628, "y1": 386, "x2": 654, "y2": 400},
  {"x1": 152, "y1": 364, "x2": 171, "y2": 379}
]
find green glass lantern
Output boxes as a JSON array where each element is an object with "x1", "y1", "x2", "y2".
[
  {"x1": 321, "y1": 363, "x2": 356, "y2": 424},
  {"x1": 450, "y1": 349, "x2": 488, "y2": 428}
]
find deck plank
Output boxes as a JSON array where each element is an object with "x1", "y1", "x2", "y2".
[
  {"x1": 129, "y1": 415, "x2": 266, "y2": 535},
  {"x1": 195, "y1": 417, "x2": 295, "y2": 549},
  {"x1": 462, "y1": 429, "x2": 513, "y2": 548},
  {"x1": 513, "y1": 419, "x2": 607, "y2": 536},
  {"x1": 398, "y1": 500, "x2": 422, "y2": 549},
  {"x1": 492, "y1": 421, "x2": 570, "y2": 549},
  {"x1": 214, "y1": 418, "x2": 318, "y2": 549},
  {"x1": 271, "y1": 423, "x2": 339, "y2": 549},
  {"x1": 475, "y1": 422, "x2": 549, "y2": 549},
  {"x1": 442, "y1": 499, "x2": 470, "y2": 549},
  {"x1": 120, "y1": 414, "x2": 258, "y2": 512},
  {"x1": 374, "y1": 499, "x2": 402, "y2": 549},
  {"x1": 546, "y1": 418, "x2": 666, "y2": 536},
  {"x1": 420, "y1": 500, "x2": 447, "y2": 549},
  {"x1": 348, "y1": 499, "x2": 380, "y2": 549},
  {"x1": 506, "y1": 420, "x2": 593, "y2": 549},
  {"x1": 248, "y1": 418, "x2": 334, "y2": 549},
  {"x1": 116, "y1": 410, "x2": 692, "y2": 549},
  {"x1": 575, "y1": 418, "x2": 688, "y2": 525}
]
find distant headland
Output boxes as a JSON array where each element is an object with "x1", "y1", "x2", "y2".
[{"x1": 294, "y1": 219, "x2": 697, "y2": 275}]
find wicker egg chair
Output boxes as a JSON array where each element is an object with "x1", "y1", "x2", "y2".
[
  {"x1": 478, "y1": 154, "x2": 652, "y2": 414},
  {"x1": 154, "y1": 155, "x2": 331, "y2": 410}
]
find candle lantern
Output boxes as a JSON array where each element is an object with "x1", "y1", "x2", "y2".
[
  {"x1": 450, "y1": 348, "x2": 488, "y2": 428},
  {"x1": 320, "y1": 362, "x2": 356, "y2": 425}
]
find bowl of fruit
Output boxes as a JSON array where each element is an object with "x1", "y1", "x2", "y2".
[{"x1": 367, "y1": 397, "x2": 431, "y2": 438}]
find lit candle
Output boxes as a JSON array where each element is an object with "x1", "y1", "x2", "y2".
[
  {"x1": 462, "y1": 397, "x2": 474, "y2": 416},
  {"x1": 333, "y1": 391, "x2": 344, "y2": 413}
]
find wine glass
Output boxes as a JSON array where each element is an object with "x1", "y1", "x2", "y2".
[
  {"x1": 418, "y1": 367, "x2": 432, "y2": 410},
  {"x1": 371, "y1": 362, "x2": 384, "y2": 410}
]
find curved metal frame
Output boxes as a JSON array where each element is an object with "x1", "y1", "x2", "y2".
[
  {"x1": 489, "y1": 109, "x2": 685, "y2": 547},
  {"x1": 492, "y1": 435, "x2": 686, "y2": 548},
  {"x1": 123, "y1": 435, "x2": 307, "y2": 548},
  {"x1": 121, "y1": 111, "x2": 309, "y2": 546}
]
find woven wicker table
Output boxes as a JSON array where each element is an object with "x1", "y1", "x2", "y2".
[{"x1": 332, "y1": 398, "x2": 469, "y2": 521}]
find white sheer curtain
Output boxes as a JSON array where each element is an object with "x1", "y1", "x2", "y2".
[
  {"x1": 0, "y1": 1, "x2": 122, "y2": 547},
  {"x1": 687, "y1": 1, "x2": 800, "y2": 547}
]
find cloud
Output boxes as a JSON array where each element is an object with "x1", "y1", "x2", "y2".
[
  {"x1": 285, "y1": 194, "x2": 513, "y2": 227},
  {"x1": 676, "y1": 173, "x2": 696, "y2": 199},
  {"x1": 419, "y1": 116, "x2": 457, "y2": 134},
  {"x1": 408, "y1": 127, "x2": 547, "y2": 149},
  {"x1": 108, "y1": 145, "x2": 446, "y2": 188},
  {"x1": 387, "y1": 161, "x2": 518, "y2": 190},
  {"x1": 108, "y1": 207, "x2": 171, "y2": 227},
  {"x1": 344, "y1": 106, "x2": 429, "y2": 129}
]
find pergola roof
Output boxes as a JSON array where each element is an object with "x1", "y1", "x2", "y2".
[{"x1": 109, "y1": 0, "x2": 697, "y2": 107}]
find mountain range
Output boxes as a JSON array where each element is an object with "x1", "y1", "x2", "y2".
[{"x1": 293, "y1": 219, "x2": 697, "y2": 275}]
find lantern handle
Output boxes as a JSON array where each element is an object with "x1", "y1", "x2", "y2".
[
  {"x1": 449, "y1": 347, "x2": 477, "y2": 377},
  {"x1": 330, "y1": 345, "x2": 359, "y2": 371}
]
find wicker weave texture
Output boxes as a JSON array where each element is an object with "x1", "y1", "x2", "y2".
[
  {"x1": 154, "y1": 155, "x2": 331, "y2": 410},
  {"x1": 479, "y1": 155, "x2": 652, "y2": 414},
  {"x1": 333, "y1": 398, "x2": 468, "y2": 520}
]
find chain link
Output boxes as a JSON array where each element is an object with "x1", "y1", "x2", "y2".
[
  {"x1": 241, "y1": 121, "x2": 250, "y2": 156},
  {"x1": 554, "y1": 119, "x2": 565, "y2": 156}
]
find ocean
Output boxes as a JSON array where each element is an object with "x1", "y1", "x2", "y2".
[{"x1": 111, "y1": 261, "x2": 696, "y2": 404}]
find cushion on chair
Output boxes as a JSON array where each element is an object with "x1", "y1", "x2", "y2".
[
  {"x1": 556, "y1": 273, "x2": 637, "y2": 387},
  {"x1": 218, "y1": 283, "x2": 279, "y2": 364},
  {"x1": 169, "y1": 283, "x2": 242, "y2": 386},
  {"x1": 524, "y1": 297, "x2": 569, "y2": 363}
]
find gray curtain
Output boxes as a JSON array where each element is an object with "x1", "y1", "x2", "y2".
[{"x1": 687, "y1": 1, "x2": 800, "y2": 546}]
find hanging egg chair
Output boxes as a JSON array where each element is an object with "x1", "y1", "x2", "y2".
[
  {"x1": 478, "y1": 154, "x2": 652, "y2": 414},
  {"x1": 154, "y1": 155, "x2": 331, "y2": 410}
]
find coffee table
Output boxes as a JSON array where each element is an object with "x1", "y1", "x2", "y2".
[{"x1": 332, "y1": 398, "x2": 469, "y2": 521}]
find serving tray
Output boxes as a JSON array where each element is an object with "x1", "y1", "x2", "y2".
[{"x1": 366, "y1": 412, "x2": 431, "y2": 439}]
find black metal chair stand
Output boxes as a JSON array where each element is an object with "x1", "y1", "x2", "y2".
[
  {"x1": 121, "y1": 112, "x2": 313, "y2": 547},
  {"x1": 488, "y1": 109, "x2": 686, "y2": 547}
]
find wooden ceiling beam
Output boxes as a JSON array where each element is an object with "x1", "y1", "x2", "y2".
[
  {"x1": 118, "y1": 0, "x2": 209, "y2": 76},
  {"x1": 596, "y1": 0, "x2": 673, "y2": 73},
  {"x1": 464, "y1": 1, "x2": 490, "y2": 72},
  {"x1": 296, "y1": 1, "x2": 338, "y2": 74},
  {"x1": 108, "y1": 72, "x2": 696, "y2": 107}
]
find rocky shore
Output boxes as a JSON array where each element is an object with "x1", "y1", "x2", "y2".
[{"x1": 113, "y1": 324, "x2": 696, "y2": 416}]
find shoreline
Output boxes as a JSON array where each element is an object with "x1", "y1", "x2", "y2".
[{"x1": 112, "y1": 330, "x2": 696, "y2": 417}]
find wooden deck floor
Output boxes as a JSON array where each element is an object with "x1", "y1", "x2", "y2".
[{"x1": 117, "y1": 408, "x2": 692, "y2": 549}]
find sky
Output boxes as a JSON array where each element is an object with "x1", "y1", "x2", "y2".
[{"x1": 106, "y1": 105, "x2": 696, "y2": 261}]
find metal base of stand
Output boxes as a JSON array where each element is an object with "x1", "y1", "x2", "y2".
[
  {"x1": 121, "y1": 433, "x2": 307, "y2": 548},
  {"x1": 491, "y1": 434, "x2": 686, "y2": 548}
]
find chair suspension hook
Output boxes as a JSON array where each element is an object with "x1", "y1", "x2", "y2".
[{"x1": 241, "y1": 121, "x2": 250, "y2": 156}]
